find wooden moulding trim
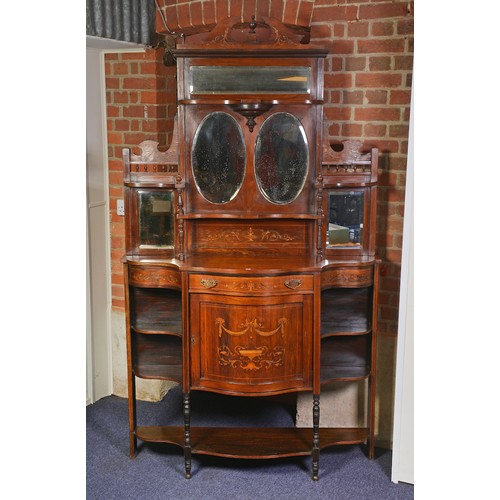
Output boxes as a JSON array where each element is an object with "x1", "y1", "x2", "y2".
[
  {"x1": 174, "y1": 50, "x2": 328, "y2": 59},
  {"x1": 320, "y1": 374, "x2": 370, "y2": 384},
  {"x1": 321, "y1": 329, "x2": 371, "y2": 338},
  {"x1": 131, "y1": 327, "x2": 182, "y2": 337},
  {"x1": 178, "y1": 99, "x2": 324, "y2": 105},
  {"x1": 321, "y1": 372, "x2": 371, "y2": 386},
  {"x1": 124, "y1": 183, "x2": 177, "y2": 189},
  {"x1": 177, "y1": 213, "x2": 322, "y2": 220},
  {"x1": 320, "y1": 180, "x2": 376, "y2": 188}
]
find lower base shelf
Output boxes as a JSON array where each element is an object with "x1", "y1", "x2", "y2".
[{"x1": 136, "y1": 426, "x2": 369, "y2": 459}]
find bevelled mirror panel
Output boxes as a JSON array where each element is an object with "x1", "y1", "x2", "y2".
[
  {"x1": 190, "y1": 66, "x2": 311, "y2": 94},
  {"x1": 138, "y1": 190, "x2": 175, "y2": 249},
  {"x1": 192, "y1": 112, "x2": 246, "y2": 204},
  {"x1": 327, "y1": 191, "x2": 364, "y2": 247},
  {"x1": 254, "y1": 112, "x2": 309, "y2": 205}
]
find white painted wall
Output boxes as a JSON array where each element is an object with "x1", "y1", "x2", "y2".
[
  {"x1": 86, "y1": 37, "x2": 163, "y2": 405},
  {"x1": 391, "y1": 88, "x2": 414, "y2": 484},
  {"x1": 86, "y1": 46, "x2": 113, "y2": 404}
]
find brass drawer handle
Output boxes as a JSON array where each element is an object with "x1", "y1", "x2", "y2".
[
  {"x1": 200, "y1": 278, "x2": 218, "y2": 289},
  {"x1": 284, "y1": 279, "x2": 302, "y2": 290}
]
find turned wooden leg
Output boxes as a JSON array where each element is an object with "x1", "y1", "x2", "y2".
[
  {"x1": 312, "y1": 394, "x2": 320, "y2": 480},
  {"x1": 183, "y1": 392, "x2": 192, "y2": 479}
]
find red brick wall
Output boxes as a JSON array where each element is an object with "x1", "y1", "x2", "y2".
[
  {"x1": 310, "y1": 1, "x2": 414, "y2": 336},
  {"x1": 158, "y1": 0, "x2": 315, "y2": 32},
  {"x1": 105, "y1": 49, "x2": 177, "y2": 310},
  {"x1": 106, "y1": 0, "x2": 414, "y2": 339}
]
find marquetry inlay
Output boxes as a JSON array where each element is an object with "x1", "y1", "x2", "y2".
[
  {"x1": 129, "y1": 268, "x2": 181, "y2": 287},
  {"x1": 217, "y1": 344, "x2": 285, "y2": 371},
  {"x1": 201, "y1": 227, "x2": 295, "y2": 243},
  {"x1": 321, "y1": 268, "x2": 373, "y2": 287},
  {"x1": 216, "y1": 317, "x2": 287, "y2": 338},
  {"x1": 216, "y1": 317, "x2": 286, "y2": 371},
  {"x1": 220, "y1": 280, "x2": 269, "y2": 292}
]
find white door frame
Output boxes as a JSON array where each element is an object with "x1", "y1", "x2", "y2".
[
  {"x1": 391, "y1": 87, "x2": 414, "y2": 484},
  {"x1": 86, "y1": 45, "x2": 113, "y2": 404},
  {"x1": 86, "y1": 37, "x2": 145, "y2": 405}
]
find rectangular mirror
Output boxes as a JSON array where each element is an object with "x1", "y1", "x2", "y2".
[
  {"x1": 327, "y1": 191, "x2": 364, "y2": 247},
  {"x1": 190, "y1": 66, "x2": 311, "y2": 94},
  {"x1": 138, "y1": 190, "x2": 174, "y2": 249}
]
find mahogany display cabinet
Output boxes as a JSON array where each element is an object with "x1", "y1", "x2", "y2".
[{"x1": 122, "y1": 17, "x2": 380, "y2": 480}]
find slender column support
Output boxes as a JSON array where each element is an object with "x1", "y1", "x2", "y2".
[
  {"x1": 368, "y1": 260, "x2": 380, "y2": 459},
  {"x1": 312, "y1": 394, "x2": 320, "y2": 480},
  {"x1": 175, "y1": 175, "x2": 185, "y2": 261},
  {"x1": 124, "y1": 263, "x2": 137, "y2": 458},
  {"x1": 128, "y1": 373, "x2": 137, "y2": 458},
  {"x1": 315, "y1": 174, "x2": 324, "y2": 261},
  {"x1": 183, "y1": 392, "x2": 192, "y2": 479}
]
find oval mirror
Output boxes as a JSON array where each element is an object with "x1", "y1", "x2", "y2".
[
  {"x1": 192, "y1": 112, "x2": 246, "y2": 204},
  {"x1": 254, "y1": 112, "x2": 309, "y2": 205}
]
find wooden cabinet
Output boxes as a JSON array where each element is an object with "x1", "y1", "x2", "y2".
[
  {"x1": 189, "y1": 273, "x2": 314, "y2": 395},
  {"x1": 122, "y1": 17, "x2": 380, "y2": 480}
]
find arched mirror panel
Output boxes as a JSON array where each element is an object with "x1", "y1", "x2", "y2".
[{"x1": 192, "y1": 112, "x2": 246, "y2": 204}]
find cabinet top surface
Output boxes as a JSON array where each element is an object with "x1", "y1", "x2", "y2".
[{"x1": 123, "y1": 255, "x2": 377, "y2": 273}]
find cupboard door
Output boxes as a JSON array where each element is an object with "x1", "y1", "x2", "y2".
[{"x1": 190, "y1": 293, "x2": 313, "y2": 395}]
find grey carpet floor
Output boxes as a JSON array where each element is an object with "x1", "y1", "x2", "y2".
[{"x1": 87, "y1": 385, "x2": 414, "y2": 499}]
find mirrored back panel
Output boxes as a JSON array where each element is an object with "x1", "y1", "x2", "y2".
[
  {"x1": 184, "y1": 104, "x2": 317, "y2": 215},
  {"x1": 138, "y1": 190, "x2": 175, "y2": 249},
  {"x1": 191, "y1": 112, "x2": 246, "y2": 204},
  {"x1": 255, "y1": 112, "x2": 309, "y2": 205},
  {"x1": 125, "y1": 188, "x2": 176, "y2": 256},
  {"x1": 190, "y1": 66, "x2": 311, "y2": 95},
  {"x1": 327, "y1": 191, "x2": 365, "y2": 248}
]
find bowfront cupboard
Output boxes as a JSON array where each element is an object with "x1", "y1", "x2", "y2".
[{"x1": 123, "y1": 17, "x2": 380, "y2": 480}]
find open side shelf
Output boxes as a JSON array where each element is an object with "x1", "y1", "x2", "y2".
[
  {"x1": 136, "y1": 426, "x2": 369, "y2": 458},
  {"x1": 133, "y1": 333, "x2": 182, "y2": 381},
  {"x1": 320, "y1": 366, "x2": 370, "y2": 384},
  {"x1": 321, "y1": 287, "x2": 372, "y2": 337},
  {"x1": 320, "y1": 286, "x2": 373, "y2": 383},
  {"x1": 320, "y1": 334, "x2": 371, "y2": 383},
  {"x1": 130, "y1": 287, "x2": 182, "y2": 335}
]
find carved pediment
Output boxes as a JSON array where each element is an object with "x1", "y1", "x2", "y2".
[
  {"x1": 322, "y1": 139, "x2": 371, "y2": 164},
  {"x1": 130, "y1": 115, "x2": 179, "y2": 164},
  {"x1": 177, "y1": 16, "x2": 318, "y2": 51}
]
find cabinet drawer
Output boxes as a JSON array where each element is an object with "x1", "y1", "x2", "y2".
[
  {"x1": 129, "y1": 266, "x2": 181, "y2": 288},
  {"x1": 321, "y1": 267, "x2": 373, "y2": 288},
  {"x1": 189, "y1": 274, "x2": 314, "y2": 294}
]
